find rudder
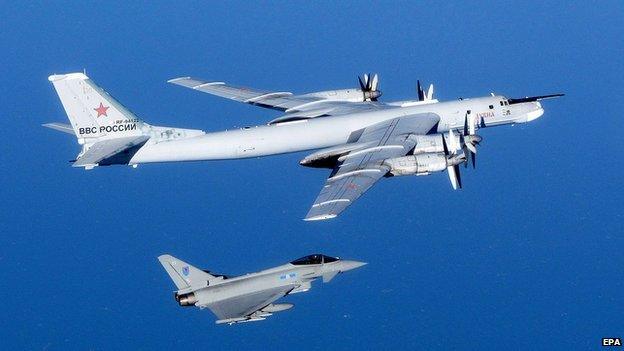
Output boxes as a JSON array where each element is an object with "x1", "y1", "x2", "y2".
[
  {"x1": 158, "y1": 254, "x2": 217, "y2": 291},
  {"x1": 48, "y1": 72, "x2": 148, "y2": 142}
]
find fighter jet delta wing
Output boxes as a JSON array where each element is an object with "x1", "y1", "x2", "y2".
[
  {"x1": 209, "y1": 285, "x2": 298, "y2": 325},
  {"x1": 303, "y1": 113, "x2": 440, "y2": 220}
]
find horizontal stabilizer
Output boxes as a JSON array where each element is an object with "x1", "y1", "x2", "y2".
[
  {"x1": 73, "y1": 135, "x2": 149, "y2": 169},
  {"x1": 42, "y1": 122, "x2": 75, "y2": 135}
]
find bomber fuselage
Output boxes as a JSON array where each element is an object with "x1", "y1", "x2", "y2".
[{"x1": 128, "y1": 96, "x2": 543, "y2": 165}]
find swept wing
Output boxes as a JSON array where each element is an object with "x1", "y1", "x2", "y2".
[
  {"x1": 305, "y1": 113, "x2": 440, "y2": 220},
  {"x1": 168, "y1": 77, "x2": 393, "y2": 122},
  {"x1": 168, "y1": 77, "x2": 310, "y2": 112}
]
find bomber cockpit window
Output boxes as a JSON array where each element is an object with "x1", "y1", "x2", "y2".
[{"x1": 291, "y1": 254, "x2": 323, "y2": 265}]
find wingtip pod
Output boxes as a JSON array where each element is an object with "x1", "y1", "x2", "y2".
[{"x1": 48, "y1": 72, "x2": 89, "y2": 82}]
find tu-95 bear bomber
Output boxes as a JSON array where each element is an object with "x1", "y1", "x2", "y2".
[{"x1": 45, "y1": 72, "x2": 563, "y2": 220}]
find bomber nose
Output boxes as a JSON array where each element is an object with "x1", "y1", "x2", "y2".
[
  {"x1": 338, "y1": 260, "x2": 367, "y2": 272},
  {"x1": 525, "y1": 102, "x2": 544, "y2": 122}
]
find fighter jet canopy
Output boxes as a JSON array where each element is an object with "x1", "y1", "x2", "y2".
[{"x1": 290, "y1": 254, "x2": 339, "y2": 265}]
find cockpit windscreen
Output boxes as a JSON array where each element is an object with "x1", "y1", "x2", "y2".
[{"x1": 290, "y1": 254, "x2": 339, "y2": 265}]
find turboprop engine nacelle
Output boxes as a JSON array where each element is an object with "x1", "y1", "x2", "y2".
[
  {"x1": 301, "y1": 88, "x2": 379, "y2": 103},
  {"x1": 411, "y1": 135, "x2": 445, "y2": 154},
  {"x1": 384, "y1": 153, "x2": 448, "y2": 176},
  {"x1": 410, "y1": 133, "x2": 465, "y2": 155}
]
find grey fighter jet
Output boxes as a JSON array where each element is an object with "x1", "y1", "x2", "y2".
[
  {"x1": 45, "y1": 72, "x2": 563, "y2": 219},
  {"x1": 158, "y1": 254, "x2": 366, "y2": 325}
]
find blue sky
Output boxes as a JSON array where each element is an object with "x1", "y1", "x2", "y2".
[{"x1": 1, "y1": 1, "x2": 622, "y2": 350}]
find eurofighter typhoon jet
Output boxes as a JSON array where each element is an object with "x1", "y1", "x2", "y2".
[
  {"x1": 45, "y1": 72, "x2": 562, "y2": 220},
  {"x1": 158, "y1": 254, "x2": 365, "y2": 325}
]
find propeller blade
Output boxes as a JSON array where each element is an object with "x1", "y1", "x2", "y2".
[
  {"x1": 449, "y1": 129, "x2": 458, "y2": 154},
  {"x1": 447, "y1": 165, "x2": 457, "y2": 190},
  {"x1": 461, "y1": 140, "x2": 469, "y2": 168},
  {"x1": 468, "y1": 113, "x2": 476, "y2": 135},
  {"x1": 481, "y1": 116, "x2": 488, "y2": 128},
  {"x1": 441, "y1": 133, "x2": 449, "y2": 155},
  {"x1": 471, "y1": 151, "x2": 476, "y2": 169},
  {"x1": 447, "y1": 164, "x2": 462, "y2": 190},
  {"x1": 427, "y1": 84, "x2": 434, "y2": 100},
  {"x1": 364, "y1": 74, "x2": 370, "y2": 90},
  {"x1": 463, "y1": 113, "x2": 469, "y2": 135},
  {"x1": 371, "y1": 74, "x2": 379, "y2": 91},
  {"x1": 358, "y1": 75, "x2": 366, "y2": 91},
  {"x1": 417, "y1": 80, "x2": 424, "y2": 101},
  {"x1": 465, "y1": 142, "x2": 477, "y2": 154}
]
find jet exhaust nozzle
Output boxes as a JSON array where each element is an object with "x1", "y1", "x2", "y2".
[{"x1": 175, "y1": 292, "x2": 197, "y2": 307}]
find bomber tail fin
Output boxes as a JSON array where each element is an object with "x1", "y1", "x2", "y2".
[
  {"x1": 158, "y1": 254, "x2": 218, "y2": 292},
  {"x1": 46, "y1": 72, "x2": 205, "y2": 169},
  {"x1": 46, "y1": 72, "x2": 151, "y2": 169},
  {"x1": 47, "y1": 72, "x2": 149, "y2": 141}
]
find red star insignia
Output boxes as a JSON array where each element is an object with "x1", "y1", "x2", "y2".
[
  {"x1": 94, "y1": 102, "x2": 109, "y2": 117},
  {"x1": 347, "y1": 183, "x2": 358, "y2": 190}
]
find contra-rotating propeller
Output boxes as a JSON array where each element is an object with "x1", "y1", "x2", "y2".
[
  {"x1": 358, "y1": 73, "x2": 381, "y2": 101},
  {"x1": 460, "y1": 112, "x2": 482, "y2": 169}
]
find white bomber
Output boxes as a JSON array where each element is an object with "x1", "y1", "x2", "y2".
[{"x1": 45, "y1": 72, "x2": 562, "y2": 219}]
